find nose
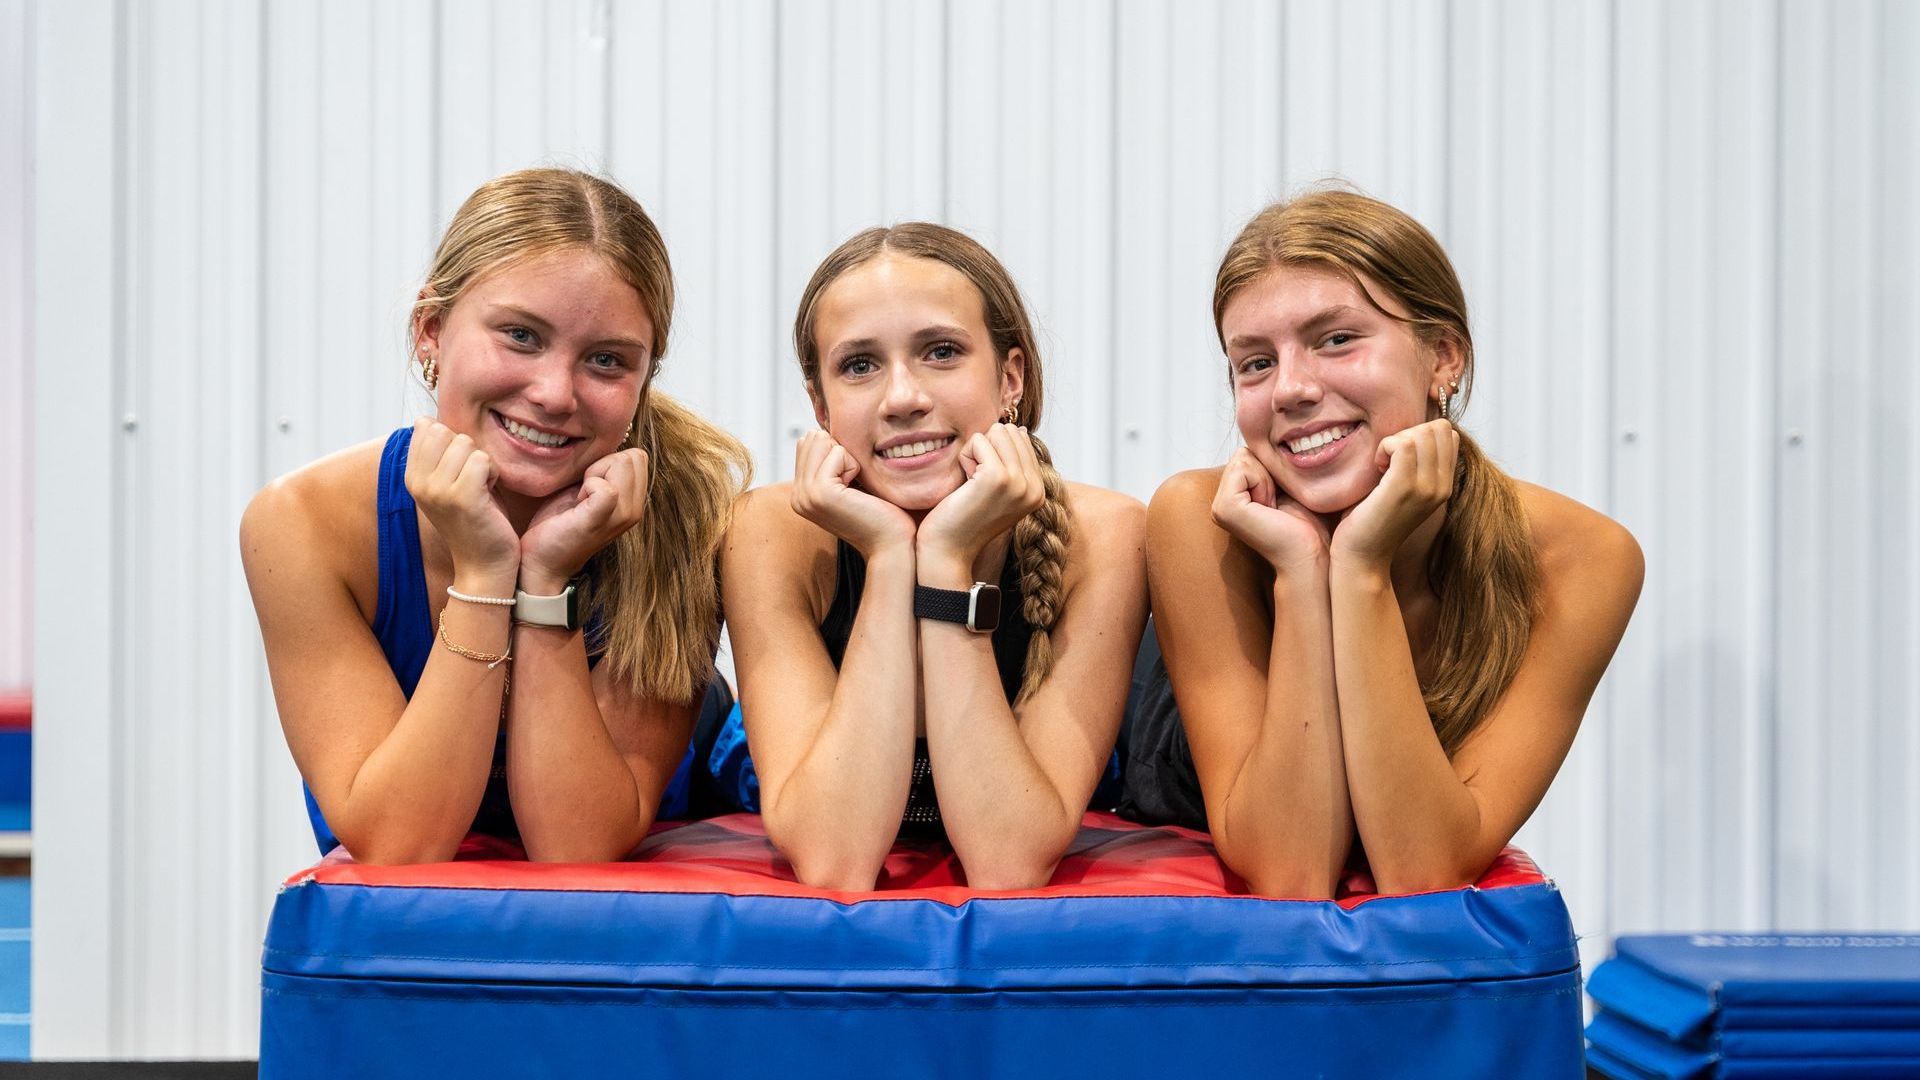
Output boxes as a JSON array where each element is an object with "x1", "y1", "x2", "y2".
[
  {"x1": 523, "y1": 355, "x2": 578, "y2": 418},
  {"x1": 880, "y1": 359, "x2": 932, "y2": 420},
  {"x1": 1269, "y1": 346, "x2": 1322, "y2": 414}
]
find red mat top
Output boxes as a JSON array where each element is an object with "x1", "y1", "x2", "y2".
[
  {"x1": 291, "y1": 812, "x2": 1547, "y2": 910},
  {"x1": 0, "y1": 692, "x2": 28, "y2": 731}
]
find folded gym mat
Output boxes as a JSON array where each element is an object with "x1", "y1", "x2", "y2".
[
  {"x1": 261, "y1": 814, "x2": 1584, "y2": 1079},
  {"x1": 1587, "y1": 934, "x2": 1920, "y2": 1080}
]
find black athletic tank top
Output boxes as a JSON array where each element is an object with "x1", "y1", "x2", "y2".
[{"x1": 818, "y1": 540, "x2": 1033, "y2": 840}]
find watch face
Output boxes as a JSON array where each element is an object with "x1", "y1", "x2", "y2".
[{"x1": 970, "y1": 584, "x2": 1002, "y2": 632}]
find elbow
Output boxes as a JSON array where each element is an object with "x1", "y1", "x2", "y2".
[
  {"x1": 784, "y1": 847, "x2": 885, "y2": 892},
  {"x1": 765, "y1": 811, "x2": 886, "y2": 891},
  {"x1": 1215, "y1": 836, "x2": 1340, "y2": 901},
  {"x1": 961, "y1": 858, "x2": 1058, "y2": 892},
  {"x1": 1369, "y1": 862, "x2": 1483, "y2": 896},
  {"x1": 336, "y1": 829, "x2": 461, "y2": 867}
]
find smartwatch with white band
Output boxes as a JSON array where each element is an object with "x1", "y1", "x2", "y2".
[
  {"x1": 513, "y1": 583, "x2": 581, "y2": 631},
  {"x1": 913, "y1": 582, "x2": 1002, "y2": 634}
]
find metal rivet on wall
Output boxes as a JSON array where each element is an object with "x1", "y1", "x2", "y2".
[
  {"x1": 278, "y1": 416, "x2": 292, "y2": 432},
  {"x1": 121, "y1": 414, "x2": 138, "y2": 433},
  {"x1": 1622, "y1": 428, "x2": 1637, "y2": 444},
  {"x1": 1786, "y1": 429, "x2": 1803, "y2": 446},
  {"x1": 1125, "y1": 428, "x2": 1140, "y2": 441}
]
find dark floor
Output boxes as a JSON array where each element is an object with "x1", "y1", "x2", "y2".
[{"x1": 0, "y1": 1060, "x2": 255, "y2": 1068}]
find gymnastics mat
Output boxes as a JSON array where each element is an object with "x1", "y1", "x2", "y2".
[
  {"x1": 1586, "y1": 933, "x2": 1920, "y2": 1079},
  {"x1": 261, "y1": 813, "x2": 1583, "y2": 1079}
]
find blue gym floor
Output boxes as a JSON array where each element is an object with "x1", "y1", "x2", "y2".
[{"x1": 0, "y1": 875, "x2": 26, "y2": 1058}]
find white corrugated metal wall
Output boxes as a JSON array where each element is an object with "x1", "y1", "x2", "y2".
[{"x1": 22, "y1": 0, "x2": 1920, "y2": 1058}]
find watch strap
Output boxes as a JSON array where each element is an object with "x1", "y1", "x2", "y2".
[
  {"x1": 913, "y1": 584, "x2": 974, "y2": 626},
  {"x1": 513, "y1": 583, "x2": 580, "y2": 630}
]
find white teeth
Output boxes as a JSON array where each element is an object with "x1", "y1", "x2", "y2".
[
  {"x1": 880, "y1": 438, "x2": 953, "y2": 460},
  {"x1": 1286, "y1": 423, "x2": 1356, "y2": 454},
  {"x1": 503, "y1": 417, "x2": 569, "y2": 447}
]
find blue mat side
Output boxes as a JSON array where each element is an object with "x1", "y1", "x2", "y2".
[
  {"x1": 261, "y1": 970, "x2": 1586, "y2": 1080},
  {"x1": 1584, "y1": 1011, "x2": 1712, "y2": 1080},
  {"x1": 1718, "y1": 1002, "x2": 1920, "y2": 1030},
  {"x1": 1719, "y1": 1025, "x2": 1920, "y2": 1058},
  {"x1": 263, "y1": 879, "x2": 1579, "y2": 991},
  {"x1": 1587, "y1": 955, "x2": 1717, "y2": 1041},
  {"x1": 1615, "y1": 935, "x2": 1920, "y2": 1006},
  {"x1": 1718, "y1": 1058, "x2": 1920, "y2": 1079}
]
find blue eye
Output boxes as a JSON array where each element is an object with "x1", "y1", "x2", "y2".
[
  {"x1": 840, "y1": 356, "x2": 876, "y2": 377},
  {"x1": 928, "y1": 343, "x2": 960, "y2": 362},
  {"x1": 504, "y1": 326, "x2": 537, "y2": 348},
  {"x1": 587, "y1": 352, "x2": 623, "y2": 370},
  {"x1": 1321, "y1": 332, "x2": 1356, "y2": 349},
  {"x1": 1236, "y1": 356, "x2": 1274, "y2": 377}
]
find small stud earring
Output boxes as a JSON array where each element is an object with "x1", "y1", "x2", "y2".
[{"x1": 421, "y1": 352, "x2": 438, "y2": 391}]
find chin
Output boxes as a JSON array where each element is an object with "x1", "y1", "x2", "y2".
[{"x1": 863, "y1": 472, "x2": 960, "y2": 514}]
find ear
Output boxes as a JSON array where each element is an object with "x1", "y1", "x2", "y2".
[
  {"x1": 412, "y1": 292, "x2": 443, "y2": 356},
  {"x1": 999, "y1": 347, "x2": 1027, "y2": 416},
  {"x1": 1428, "y1": 335, "x2": 1466, "y2": 396},
  {"x1": 807, "y1": 383, "x2": 830, "y2": 430}
]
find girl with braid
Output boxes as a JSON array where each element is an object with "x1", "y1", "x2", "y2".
[
  {"x1": 721, "y1": 224, "x2": 1148, "y2": 890},
  {"x1": 1133, "y1": 190, "x2": 1642, "y2": 897}
]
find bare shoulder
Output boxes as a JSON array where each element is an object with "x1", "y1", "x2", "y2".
[
  {"x1": 239, "y1": 439, "x2": 386, "y2": 619},
  {"x1": 241, "y1": 441, "x2": 384, "y2": 569},
  {"x1": 726, "y1": 482, "x2": 834, "y2": 555},
  {"x1": 1064, "y1": 481, "x2": 1147, "y2": 548},
  {"x1": 721, "y1": 482, "x2": 838, "y2": 616},
  {"x1": 1146, "y1": 467, "x2": 1228, "y2": 550},
  {"x1": 1516, "y1": 481, "x2": 1645, "y2": 605}
]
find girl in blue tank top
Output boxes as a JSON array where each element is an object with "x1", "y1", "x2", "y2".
[{"x1": 241, "y1": 169, "x2": 749, "y2": 864}]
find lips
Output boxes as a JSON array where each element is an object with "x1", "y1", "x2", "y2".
[
  {"x1": 1280, "y1": 421, "x2": 1359, "y2": 467},
  {"x1": 493, "y1": 411, "x2": 578, "y2": 451}
]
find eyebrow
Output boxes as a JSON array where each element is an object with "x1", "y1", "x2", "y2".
[
  {"x1": 487, "y1": 303, "x2": 649, "y2": 354},
  {"x1": 829, "y1": 324, "x2": 974, "y2": 360},
  {"x1": 1227, "y1": 305, "x2": 1371, "y2": 352}
]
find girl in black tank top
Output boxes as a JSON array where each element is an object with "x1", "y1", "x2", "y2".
[{"x1": 720, "y1": 224, "x2": 1149, "y2": 889}]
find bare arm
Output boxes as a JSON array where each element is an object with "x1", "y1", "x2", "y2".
[
  {"x1": 1331, "y1": 509, "x2": 1642, "y2": 892},
  {"x1": 918, "y1": 486, "x2": 1148, "y2": 890},
  {"x1": 1148, "y1": 468, "x2": 1352, "y2": 898},
  {"x1": 241, "y1": 458, "x2": 514, "y2": 865},
  {"x1": 722, "y1": 483, "x2": 919, "y2": 889}
]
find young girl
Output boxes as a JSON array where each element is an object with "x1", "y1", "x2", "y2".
[
  {"x1": 242, "y1": 168, "x2": 749, "y2": 864},
  {"x1": 721, "y1": 225, "x2": 1148, "y2": 890},
  {"x1": 1137, "y1": 190, "x2": 1642, "y2": 897}
]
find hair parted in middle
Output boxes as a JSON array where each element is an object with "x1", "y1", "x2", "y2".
[
  {"x1": 1214, "y1": 187, "x2": 1539, "y2": 755},
  {"x1": 794, "y1": 223, "x2": 1071, "y2": 705},
  {"x1": 411, "y1": 166, "x2": 751, "y2": 705}
]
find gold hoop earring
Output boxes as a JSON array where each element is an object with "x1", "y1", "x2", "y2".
[
  {"x1": 1437, "y1": 389, "x2": 1449, "y2": 422},
  {"x1": 421, "y1": 352, "x2": 438, "y2": 391},
  {"x1": 1002, "y1": 403, "x2": 1019, "y2": 426}
]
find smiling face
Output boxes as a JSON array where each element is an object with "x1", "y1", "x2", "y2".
[
  {"x1": 807, "y1": 253, "x2": 1022, "y2": 512},
  {"x1": 1222, "y1": 265, "x2": 1461, "y2": 515},
  {"x1": 417, "y1": 245, "x2": 652, "y2": 503}
]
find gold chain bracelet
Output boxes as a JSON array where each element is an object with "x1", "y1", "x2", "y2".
[{"x1": 438, "y1": 608, "x2": 512, "y2": 670}]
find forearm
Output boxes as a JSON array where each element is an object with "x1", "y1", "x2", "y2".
[
  {"x1": 762, "y1": 545, "x2": 920, "y2": 889},
  {"x1": 1330, "y1": 561, "x2": 1484, "y2": 891},
  {"x1": 337, "y1": 579, "x2": 512, "y2": 864},
  {"x1": 1214, "y1": 572, "x2": 1351, "y2": 899},
  {"x1": 918, "y1": 624, "x2": 1080, "y2": 890},
  {"x1": 502, "y1": 624, "x2": 651, "y2": 863}
]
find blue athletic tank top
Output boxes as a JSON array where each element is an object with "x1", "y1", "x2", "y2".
[{"x1": 301, "y1": 428, "x2": 517, "y2": 853}]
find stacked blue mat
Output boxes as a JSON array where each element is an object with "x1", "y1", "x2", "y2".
[{"x1": 1586, "y1": 934, "x2": 1920, "y2": 1079}]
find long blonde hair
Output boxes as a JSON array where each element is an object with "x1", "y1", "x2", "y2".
[
  {"x1": 412, "y1": 168, "x2": 751, "y2": 704},
  {"x1": 794, "y1": 224, "x2": 1070, "y2": 704},
  {"x1": 1214, "y1": 190, "x2": 1538, "y2": 754}
]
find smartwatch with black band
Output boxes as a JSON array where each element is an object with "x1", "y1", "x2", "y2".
[
  {"x1": 513, "y1": 582, "x2": 582, "y2": 631},
  {"x1": 913, "y1": 582, "x2": 1002, "y2": 634}
]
